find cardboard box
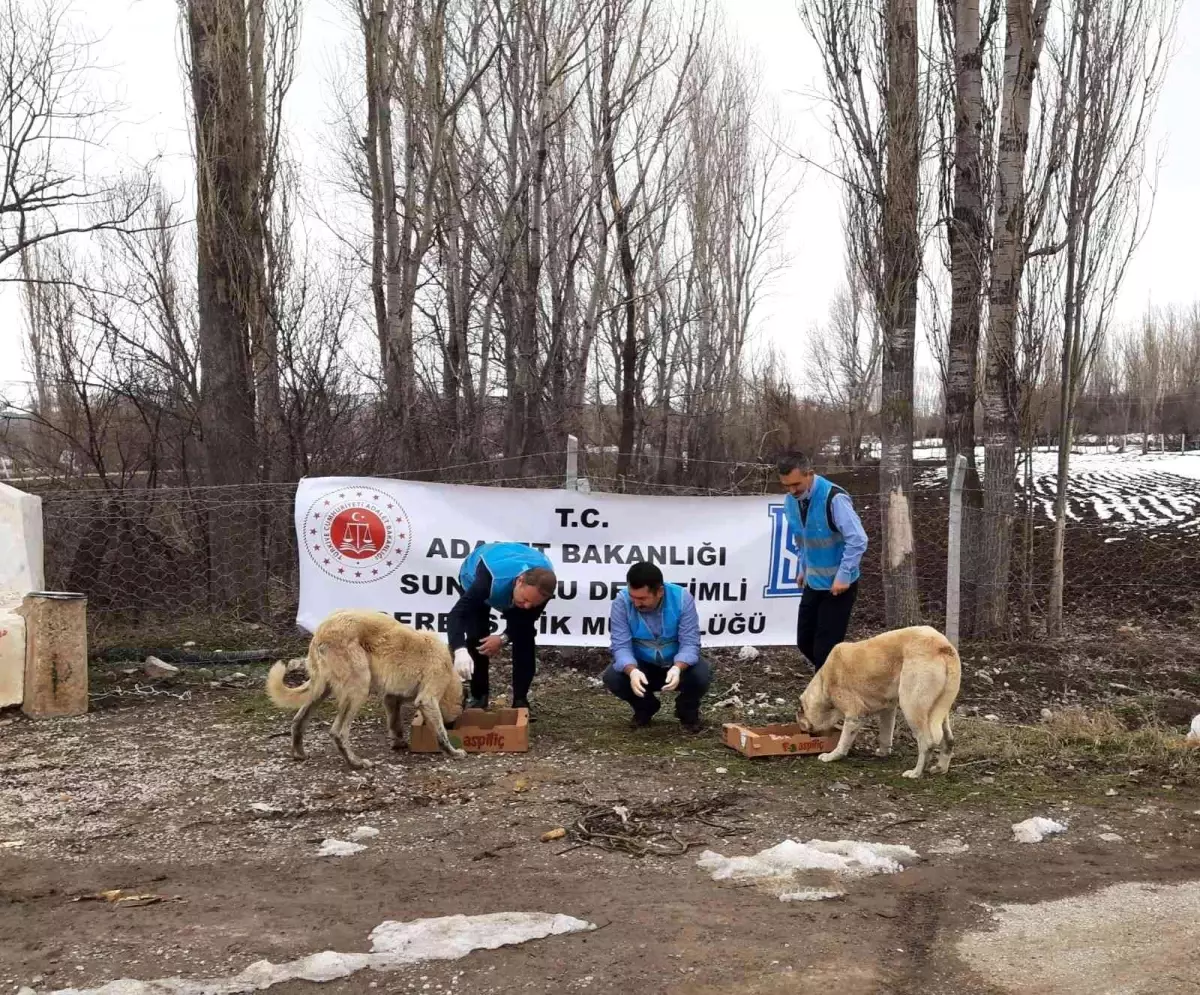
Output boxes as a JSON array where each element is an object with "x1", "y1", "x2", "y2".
[
  {"x1": 410, "y1": 707, "x2": 529, "y2": 753},
  {"x1": 722, "y1": 722, "x2": 839, "y2": 758}
]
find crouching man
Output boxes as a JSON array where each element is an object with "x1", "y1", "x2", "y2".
[
  {"x1": 449, "y1": 542, "x2": 557, "y2": 713},
  {"x1": 603, "y1": 562, "x2": 711, "y2": 733}
]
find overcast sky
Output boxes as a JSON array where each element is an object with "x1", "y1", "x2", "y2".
[{"x1": 1, "y1": 0, "x2": 1197, "y2": 403}]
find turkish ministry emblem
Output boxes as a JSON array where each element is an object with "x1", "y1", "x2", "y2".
[{"x1": 304, "y1": 488, "x2": 412, "y2": 583}]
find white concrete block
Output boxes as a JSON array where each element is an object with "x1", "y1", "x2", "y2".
[{"x1": 0, "y1": 482, "x2": 44, "y2": 595}]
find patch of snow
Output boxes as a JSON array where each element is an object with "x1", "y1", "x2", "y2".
[
  {"x1": 317, "y1": 839, "x2": 367, "y2": 857},
  {"x1": 697, "y1": 839, "x2": 920, "y2": 902},
  {"x1": 737, "y1": 646, "x2": 760, "y2": 661},
  {"x1": 1012, "y1": 817, "x2": 1068, "y2": 844},
  {"x1": 349, "y1": 826, "x2": 380, "y2": 842},
  {"x1": 777, "y1": 888, "x2": 843, "y2": 902},
  {"x1": 1098, "y1": 833, "x2": 1124, "y2": 843},
  {"x1": 40, "y1": 913, "x2": 595, "y2": 995}
]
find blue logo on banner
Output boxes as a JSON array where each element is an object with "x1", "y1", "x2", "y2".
[{"x1": 763, "y1": 502, "x2": 802, "y2": 599}]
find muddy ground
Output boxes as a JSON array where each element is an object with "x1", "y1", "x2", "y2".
[{"x1": 3, "y1": 629, "x2": 1200, "y2": 995}]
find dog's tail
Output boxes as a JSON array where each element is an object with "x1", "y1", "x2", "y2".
[
  {"x1": 266, "y1": 652, "x2": 324, "y2": 710},
  {"x1": 928, "y1": 641, "x2": 962, "y2": 741}
]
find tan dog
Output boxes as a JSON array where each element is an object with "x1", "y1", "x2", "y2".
[
  {"x1": 796, "y1": 625, "x2": 961, "y2": 779},
  {"x1": 266, "y1": 610, "x2": 465, "y2": 768}
]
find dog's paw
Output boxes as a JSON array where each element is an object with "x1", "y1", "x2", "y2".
[
  {"x1": 391, "y1": 739, "x2": 409, "y2": 753},
  {"x1": 348, "y1": 757, "x2": 375, "y2": 770},
  {"x1": 290, "y1": 751, "x2": 307, "y2": 762},
  {"x1": 818, "y1": 752, "x2": 838, "y2": 763},
  {"x1": 901, "y1": 768, "x2": 921, "y2": 779},
  {"x1": 449, "y1": 747, "x2": 468, "y2": 759}
]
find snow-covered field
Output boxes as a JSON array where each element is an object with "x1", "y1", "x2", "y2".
[{"x1": 915, "y1": 448, "x2": 1200, "y2": 532}]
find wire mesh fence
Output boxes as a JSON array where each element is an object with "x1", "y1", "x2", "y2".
[{"x1": 23, "y1": 447, "x2": 1200, "y2": 652}]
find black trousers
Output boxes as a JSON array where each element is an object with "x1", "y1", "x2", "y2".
[
  {"x1": 460, "y1": 605, "x2": 537, "y2": 702},
  {"x1": 796, "y1": 582, "x2": 858, "y2": 671},
  {"x1": 602, "y1": 658, "x2": 712, "y2": 721}
]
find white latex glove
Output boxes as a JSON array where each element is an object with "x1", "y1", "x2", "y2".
[
  {"x1": 453, "y1": 647, "x2": 474, "y2": 680},
  {"x1": 663, "y1": 664, "x2": 683, "y2": 693},
  {"x1": 628, "y1": 668, "x2": 648, "y2": 698}
]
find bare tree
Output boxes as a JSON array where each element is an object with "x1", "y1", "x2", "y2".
[
  {"x1": 801, "y1": 0, "x2": 923, "y2": 625},
  {"x1": 807, "y1": 273, "x2": 880, "y2": 465},
  {"x1": 976, "y1": 0, "x2": 1052, "y2": 636},
  {"x1": 185, "y1": 0, "x2": 293, "y2": 615},
  {"x1": 1047, "y1": 0, "x2": 1177, "y2": 634},
  {"x1": 934, "y1": 0, "x2": 1001, "y2": 637},
  {"x1": 0, "y1": 0, "x2": 153, "y2": 268}
]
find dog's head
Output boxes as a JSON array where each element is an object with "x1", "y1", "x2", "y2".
[
  {"x1": 439, "y1": 672, "x2": 465, "y2": 725},
  {"x1": 796, "y1": 666, "x2": 840, "y2": 735}
]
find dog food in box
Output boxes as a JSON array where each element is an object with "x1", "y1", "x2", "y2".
[
  {"x1": 722, "y1": 722, "x2": 838, "y2": 757},
  {"x1": 410, "y1": 707, "x2": 529, "y2": 753}
]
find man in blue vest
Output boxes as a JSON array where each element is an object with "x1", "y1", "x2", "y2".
[
  {"x1": 602, "y1": 562, "x2": 711, "y2": 733},
  {"x1": 777, "y1": 451, "x2": 868, "y2": 671},
  {"x1": 448, "y1": 542, "x2": 557, "y2": 712}
]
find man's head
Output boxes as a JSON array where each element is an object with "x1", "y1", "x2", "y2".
[
  {"x1": 776, "y1": 451, "x2": 815, "y2": 498},
  {"x1": 626, "y1": 562, "x2": 665, "y2": 611},
  {"x1": 513, "y1": 567, "x2": 557, "y2": 609}
]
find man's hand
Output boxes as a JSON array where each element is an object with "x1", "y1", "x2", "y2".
[
  {"x1": 626, "y1": 667, "x2": 648, "y2": 698},
  {"x1": 453, "y1": 648, "x2": 474, "y2": 680},
  {"x1": 478, "y1": 634, "x2": 504, "y2": 657},
  {"x1": 831, "y1": 578, "x2": 850, "y2": 596},
  {"x1": 663, "y1": 664, "x2": 684, "y2": 693}
]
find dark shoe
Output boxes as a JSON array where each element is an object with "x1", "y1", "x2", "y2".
[
  {"x1": 466, "y1": 696, "x2": 489, "y2": 711},
  {"x1": 678, "y1": 711, "x2": 704, "y2": 734},
  {"x1": 630, "y1": 698, "x2": 661, "y2": 729},
  {"x1": 512, "y1": 697, "x2": 534, "y2": 721}
]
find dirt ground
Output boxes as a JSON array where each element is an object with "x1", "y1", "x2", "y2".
[{"x1": 3, "y1": 631, "x2": 1200, "y2": 995}]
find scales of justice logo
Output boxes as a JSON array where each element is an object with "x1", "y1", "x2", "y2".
[{"x1": 304, "y1": 488, "x2": 413, "y2": 583}]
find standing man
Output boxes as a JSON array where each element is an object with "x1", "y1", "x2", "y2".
[
  {"x1": 602, "y1": 562, "x2": 711, "y2": 733},
  {"x1": 449, "y1": 542, "x2": 557, "y2": 712},
  {"x1": 776, "y1": 451, "x2": 869, "y2": 671}
]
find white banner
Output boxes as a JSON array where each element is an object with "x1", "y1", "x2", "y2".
[{"x1": 295, "y1": 477, "x2": 804, "y2": 646}]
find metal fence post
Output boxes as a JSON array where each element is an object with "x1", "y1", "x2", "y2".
[
  {"x1": 945, "y1": 453, "x2": 967, "y2": 648},
  {"x1": 565, "y1": 435, "x2": 579, "y2": 491}
]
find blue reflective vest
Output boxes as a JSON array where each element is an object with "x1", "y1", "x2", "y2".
[
  {"x1": 458, "y1": 542, "x2": 553, "y2": 610},
  {"x1": 620, "y1": 582, "x2": 685, "y2": 666},
  {"x1": 783, "y1": 475, "x2": 857, "y2": 590}
]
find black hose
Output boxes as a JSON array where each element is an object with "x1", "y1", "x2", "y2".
[{"x1": 92, "y1": 647, "x2": 287, "y2": 666}]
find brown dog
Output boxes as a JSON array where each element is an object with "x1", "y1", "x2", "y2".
[
  {"x1": 796, "y1": 625, "x2": 961, "y2": 778},
  {"x1": 266, "y1": 610, "x2": 465, "y2": 768}
]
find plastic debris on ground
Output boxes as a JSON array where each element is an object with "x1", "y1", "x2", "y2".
[
  {"x1": 696, "y1": 839, "x2": 920, "y2": 901},
  {"x1": 29, "y1": 912, "x2": 595, "y2": 995},
  {"x1": 1012, "y1": 817, "x2": 1068, "y2": 844}
]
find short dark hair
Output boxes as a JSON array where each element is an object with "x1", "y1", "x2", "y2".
[
  {"x1": 775, "y1": 451, "x2": 813, "y2": 476},
  {"x1": 522, "y1": 567, "x2": 557, "y2": 599},
  {"x1": 626, "y1": 561, "x2": 664, "y2": 591}
]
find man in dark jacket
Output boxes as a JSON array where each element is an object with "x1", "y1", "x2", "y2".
[{"x1": 448, "y1": 542, "x2": 557, "y2": 711}]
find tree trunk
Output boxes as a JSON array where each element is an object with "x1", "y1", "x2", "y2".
[
  {"x1": 943, "y1": 0, "x2": 986, "y2": 638},
  {"x1": 188, "y1": 0, "x2": 264, "y2": 618},
  {"x1": 1049, "y1": 0, "x2": 1090, "y2": 637},
  {"x1": 977, "y1": 0, "x2": 1049, "y2": 636},
  {"x1": 878, "y1": 0, "x2": 921, "y2": 627}
]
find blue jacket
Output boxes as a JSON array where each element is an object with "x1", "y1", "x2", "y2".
[
  {"x1": 783, "y1": 475, "x2": 863, "y2": 590},
  {"x1": 457, "y1": 542, "x2": 552, "y2": 611},
  {"x1": 611, "y1": 583, "x2": 700, "y2": 668}
]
